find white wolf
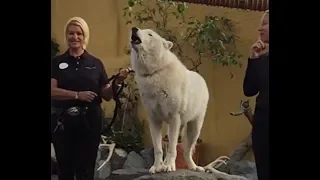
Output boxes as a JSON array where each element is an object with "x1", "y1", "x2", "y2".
[{"x1": 129, "y1": 27, "x2": 230, "y2": 175}]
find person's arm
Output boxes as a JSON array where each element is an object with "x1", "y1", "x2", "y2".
[
  {"x1": 50, "y1": 58, "x2": 78, "y2": 100},
  {"x1": 243, "y1": 57, "x2": 260, "y2": 97},
  {"x1": 98, "y1": 61, "x2": 123, "y2": 102},
  {"x1": 51, "y1": 79, "x2": 78, "y2": 100},
  {"x1": 100, "y1": 83, "x2": 123, "y2": 102}
]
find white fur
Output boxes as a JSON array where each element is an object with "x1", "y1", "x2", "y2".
[{"x1": 130, "y1": 28, "x2": 229, "y2": 175}]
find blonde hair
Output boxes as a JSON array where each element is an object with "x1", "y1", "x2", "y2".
[
  {"x1": 259, "y1": 9, "x2": 269, "y2": 54},
  {"x1": 64, "y1": 17, "x2": 90, "y2": 49},
  {"x1": 261, "y1": 10, "x2": 269, "y2": 19},
  {"x1": 259, "y1": 9, "x2": 269, "y2": 26}
]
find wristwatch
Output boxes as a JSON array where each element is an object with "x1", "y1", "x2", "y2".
[
  {"x1": 75, "y1": 92, "x2": 79, "y2": 99},
  {"x1": 115, "y1": 80, "x2": 123, "y2": 87},
  {"x1": 115, "y1": 83, "x2": 122, "y2": 87}
]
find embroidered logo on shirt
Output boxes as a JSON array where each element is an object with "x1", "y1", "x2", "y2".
[{"x1": 84, "y1": 67, "x2": 96, "y2": 70}]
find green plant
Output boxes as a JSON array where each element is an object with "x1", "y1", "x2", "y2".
[
  {"x1": 51, "y1": 38, "x2": 60, "y2": 58},
  {"x1": 123, "y1": 0, "x2": 242, "y2": 74},
  {"x1": 101, "y1": 76, "x2": 144, "y2": 153},
  {"x1": 111, "y1": 120, "x2": 144, "y2": 153},
  {"x1": 102, "y1": 112, "x2": 144, "y2": 153}
]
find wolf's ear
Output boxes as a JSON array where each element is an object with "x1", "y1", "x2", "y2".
[{"x1": 163, "y1": 40, "x2": 173, "y2": 50}]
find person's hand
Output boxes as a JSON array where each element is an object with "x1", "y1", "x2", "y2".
[
  {"x1": 250, "y1": 39, "x2": 268, "y2": 59},
  {"x1": 78, "y1": 91, "x2": 98, "y2": 102},
  {"x1": 115, "y1": 67, "x2": 132, "y2": 85}
]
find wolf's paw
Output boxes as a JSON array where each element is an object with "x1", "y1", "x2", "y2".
[
  {"x1": 149, "y1": 164, "x2": 164, "y2": 174},
  {"x1": 163, "y1": 161, "x2": 176, "y2": 172}
]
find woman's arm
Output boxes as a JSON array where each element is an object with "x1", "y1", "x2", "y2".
[
  {"x1": 98, "y1": 60, "x2": 123, "y2": 102},
  {"x1": 98, "y1": 60, "x2": 112, "y2": 101},
  {"x1": 98, "y1": 60, "x2": 131, "y2": 101},
  {"x1": 101, "y1": 83, "x2": 123, "y2": 101},
  {"x1": 101, "y1": 85, "x2": 112, "y2": 101},
  {"x1": 243, "y1": 38, "x2": 269, "y2": 97},
  {"x1": 51, "y1": 79, "x2": 78, "y2": 100},
  {"x1": 243, "y1": 57, "x2": 260, "y2": 97},
  {"x1": 50, "y1": 58, "x2": 78, "y2": 100}
]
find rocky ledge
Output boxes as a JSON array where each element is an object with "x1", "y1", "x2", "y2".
[
  {"x1": 52, "y1": 146, "x2": 257, "y2": 180},
  {"x1": 106, "y1": 168, "x2": 248, "y2": 180}
]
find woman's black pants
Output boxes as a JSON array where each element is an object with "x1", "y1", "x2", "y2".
[
  {"x1": 252, "y1": 110, "x2": 269, "y2": 180},
  {"x1": 51, "y1": 106, "x2": 102, "y2": 180}
]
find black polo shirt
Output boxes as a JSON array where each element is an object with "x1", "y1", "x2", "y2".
[
  {"x1": 243, "y1": 53, "x2": 269, "y2": 112},
  {"x1": 51, "y1": 50, "x2": 109, "y2": 108}
]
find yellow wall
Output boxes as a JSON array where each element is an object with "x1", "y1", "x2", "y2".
[{"x1": 51, "y1": 0, "x2": 264, "y2": 165}]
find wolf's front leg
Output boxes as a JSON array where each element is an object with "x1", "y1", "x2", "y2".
[
  {"x1": 163, "y1": 115, "x2": 181, "y2": 172},
  {"x1": 148, "y1": 119, "x2": 165, "y2": 174}
]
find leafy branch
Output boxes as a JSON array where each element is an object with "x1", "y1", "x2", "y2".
[{"x1": 123, "y1": 0, "x2": 243, "y2": 74}]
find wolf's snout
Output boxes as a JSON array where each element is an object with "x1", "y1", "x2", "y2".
[
  {"x1": 131, "y1": 27, "x2": 142, "y2": 45},
  {"x1": 132, "y1": 27, "x2": 138, "y2": 34}
]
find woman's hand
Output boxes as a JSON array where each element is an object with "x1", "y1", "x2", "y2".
[
  {"x1": 78, "y1": 91, "x2": 97, "y2": 102},
  {"x1": 115, "y1": 67, "x2": 132, "y2": 85},
  {"x1": 250, "y1": 39, "x2": 269, "y2": 59}
]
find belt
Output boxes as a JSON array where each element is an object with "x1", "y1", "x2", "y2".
[
  {"x1": 51, "y1": 106, "x2": 89, "y2": 117},
  {"x1": 67, "y1": 106, "x2": 88, "y2": 116},
  {"x1": 51, "y1": 106, "x2": 90, "y2": 133}
]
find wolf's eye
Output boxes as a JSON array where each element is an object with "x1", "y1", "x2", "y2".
[{"x1": 148, "y1": 34, "x2": 152, "y2": 36}]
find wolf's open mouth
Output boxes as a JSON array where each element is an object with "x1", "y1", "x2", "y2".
[{"x1": 131, "y1": 34, "x2": 142, "y2": 45}]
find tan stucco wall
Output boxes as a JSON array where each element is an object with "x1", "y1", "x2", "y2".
[{"x1": 51, "y1": 0, "x2": 264, "y2": 165}]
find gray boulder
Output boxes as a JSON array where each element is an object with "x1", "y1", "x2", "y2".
[
  {"x1": 111, "y1": 148, "x2": 128, "y2": 170},
  {"x1": 123, "y1": 151, "x2": 146, "y2": 169},
  {"x1": 228, "y1": 160, "x2": 257, "y2": 180},
  {"x1": 140, "y1": 148, "x2": 154, "y2": 169}
]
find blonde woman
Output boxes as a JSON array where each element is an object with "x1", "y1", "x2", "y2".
[
  {"x1": 51, "y1": 17, "x2": 130, "y2": 180},
  {"x1": 243, "y1": 10, "x2": 269, "y2": 180}
]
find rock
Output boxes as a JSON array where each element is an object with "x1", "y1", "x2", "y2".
[
  {"x1": 107, "y1": 168, "x2": 148, "y2": 180},
  {"x1": 228, "y1": 160, "x2": 257, "y2": 180},
  {"x1": 51, "y1": 143, "x2": 58, "y2": 175},
  {"x1": 107, "y1": 168, "x2": 249, "y2": 180},
  {"x1": 140, "y1": 148, "x2": 154, "y2": 169},
  {"x1": 99, "y1": 148, "x2": 111, "y2": 160},
  {"x1": 123, "y1": 151, "x2": 146, "y2": 169},
  {"x1": 111, "y1": 148, "x2": 128, "y2": 171},
  {"x1": 95, "y1": 160, "x2": 111, "y2": 179},
  {"x1": 51, "y1": 159, "x2": 58, "y2": 175},
  {"x1": 51, "y1": 143, "x2": 56, "y2": 161},
  {"x1": 51, "y1": 175, "x2": 58, "y2": 180},
  {"x1": 95, "y1": 149, "x2": 112, "y2": 179}
]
